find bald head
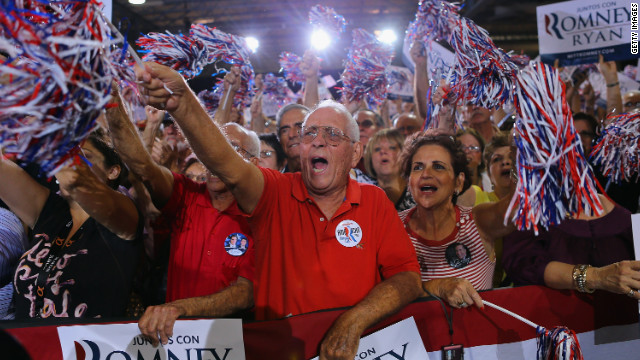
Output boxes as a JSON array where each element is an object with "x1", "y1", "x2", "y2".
[
  {"x1": 393, "y1": 113, "x2": 421, "y2": 137},
  {"x1": 623, "y1": 90, "x2": 640, "y2": 113},
  {"x1": 222, "y1": 123, "x2": 260, "y2": 161}
]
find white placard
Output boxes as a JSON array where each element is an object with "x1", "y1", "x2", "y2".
[
  {"x1": 58, "y1": 319, "x2": 245, "y2": 360},
  {"x1": 310, "y1": 317, "x2": 429, "y2": 360},
  {"x1": 386, "y1": 65, "x2": 414, "y2": 100},
  {"x1": 537, "y1": 0, "x2": 634, "y2": 66},
  {"x1": 426, "y1": 41, "x2": 455, "y2": 81}
]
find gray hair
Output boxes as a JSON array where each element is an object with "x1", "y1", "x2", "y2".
[
  {"x1": 303, "y1": 100, "x2": 360, "y2": 142},
  {"x1": 222, "y1": 123, "x2": 261, "y2": 158},
  {"x1": 275, "y1": 103, "x2": 310, "y2": 131}
]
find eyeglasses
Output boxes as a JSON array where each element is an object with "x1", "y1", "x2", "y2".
[
  {"x1": 301, "y1": 126, "x2": 354, "y2": 146},
  {"x1": 278, "y1": 122, "x2": 303, "y2": 137},
  {"x1": 186, "y1": 174, "x2": 207, "y2": 182},
  {"x1": 231, "y1": 143, "x2": 256, "y2": 160},
  {"x1": 461, "y1": 145, "x2": 481, "y2": 153},
  {"x1": 357, "y1": 119, "x2": 375, "y2": 129},
  {"x1": 260, "y1": 150, "x2": 274, "y2": 158}
]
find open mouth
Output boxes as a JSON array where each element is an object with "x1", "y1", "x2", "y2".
[
  {"x1": 420, "y1": 185, "x2": 438, "y2": 193},
  {"x1": 380, "y1": 158, "x2": 390, "y2": 164},
  {"x1": 311, "y1": 157, "x2": 328, "y2": 173},
  {"x1": 500, "y1": 169, "x2": 511, "y2": 177}
]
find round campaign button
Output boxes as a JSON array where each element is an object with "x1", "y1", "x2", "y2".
[
  {"x1": 224, "y1": 233, "x2": 249, "y2": 256},
  {"x1": 445, "y1": 242, "x2": 471, "y2": 269},
  {"x1": 334, "y1": 220, "x2": 363, "y2": 248}
]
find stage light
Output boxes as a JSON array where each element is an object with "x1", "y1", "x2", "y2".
[
  {"x1": 128, "y1": 0, "x2": 145, "y2": 4},
  {"x1": 311, "y1": 29, "x2": 331, "y2": 50},
  {"x1": 378, "y1": 29, "x2": 397, "y2": 44},
  {"x1": 246, "y1": 37, "x2": 259, "y2": 53}
]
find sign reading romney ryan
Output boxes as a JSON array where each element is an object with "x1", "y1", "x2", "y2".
[
  {"x1": 537, "y1": 0, "x2": 635, "y2": 66},
  {"x1": 57, "y1": 319, "x2": 245, "y2": 360}
]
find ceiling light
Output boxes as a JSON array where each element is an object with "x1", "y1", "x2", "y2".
[
  {"x1": 128, "y1": 0, "x2": 145, "y2": 4},
  {"x1": 377, "y1": 29, "x2": 397, "y2": 44},
  {"x1": 245, "y1": 37, "x2": 259, "y2": 53},
  {"x1": 311, "y1": 29, "x2": 331, "y2": 50}
]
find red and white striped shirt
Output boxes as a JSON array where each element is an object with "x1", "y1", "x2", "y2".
[{"x1": 399, "y1": 206, "x2": 495, "y2": 290}]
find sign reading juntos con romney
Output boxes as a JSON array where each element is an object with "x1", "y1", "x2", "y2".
[
  {"x1": 57, "y1": 319, "x2": 245, "y2": 360},
  {"x1": 537, "y1": 0, "x2": 635, "y2": 66}
]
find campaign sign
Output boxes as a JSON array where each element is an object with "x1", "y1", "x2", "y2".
[
  {"x1": 386, "y1": 65, "x2": 414, "y2": 101},
  {"x1": 425, "y1": 41, "x2": 455, "y2": 82},
  {"x1": 58, "y1": 319, "x2": 245, "y2": 360},
  {"x1": 310, "y1": 317, "x2": 429, "y2": 360},
  {"x1": 537, "y1": 0, "x2": 634, "y2": 66}
]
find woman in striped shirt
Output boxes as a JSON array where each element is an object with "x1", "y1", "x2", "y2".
[{"x1": 398, "y1": 134, "x2": 515, "y2": 309}]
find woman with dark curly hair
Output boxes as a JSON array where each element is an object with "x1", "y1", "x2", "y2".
[{"x1": 397, "y1": 133, "x2": 515, "y2": 309}]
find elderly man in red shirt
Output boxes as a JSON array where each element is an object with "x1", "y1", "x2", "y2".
[
  {"x1": 105, "y1": 90, "x2": 256, "y2": 340},
  {"x1": 136, "y1": 62, "x2": 422, "y2": 360}
]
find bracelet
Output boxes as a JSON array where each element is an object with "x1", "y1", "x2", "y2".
[
  {"x1": 572, "y1": 264, "x2": 595, "y2": 293},
  {"x1": 606, "y1": 81, "x2": 619, "y2": 88}
]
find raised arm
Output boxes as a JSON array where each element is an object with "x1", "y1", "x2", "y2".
[
  {"x1": 249, "y1": 74, "x2": 266, "y2": 133},
  {"x1": 55, "y1": 161, "x2": 139, "y2": 240},
  {"x1": 138, "y1": 276, "x2": 253, "y2": 346},
  {"x1": 135, "y1": 62, "x2": 264, "y2": 214},
  {"x1": 105, "y1": 89, "x2": 175, "y2": 208},
  {"x1": 141, "y1": 106, "x2": 165, "y2": 152},
  {"x1": 410, "y1": 41, "x2": 428, "y2": 120},
  {"x1": 213, "y1": 66, "x2": 241, "y2": 125},
  {"x1": 473, "y1": 188, "x2": 516, "y2": 241},
  {"x1": 301, "y1": 50, "x2": 320, "y2": 108},
  {"x1": 598, "y1": 55, "x2": 622, "y2": 121},
  {"x1": 0, "y1": 156, "x2": 49, "y2": 228},
  {"x1": 319, "y1": 271, "x2": 421, "y2": 360}
]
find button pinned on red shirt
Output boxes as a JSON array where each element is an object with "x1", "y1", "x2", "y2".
[
  {"x1": 224, "y1": 232, "x2": 249, "y2": 257},
  {"x1": 335, "y1": 220, "x2": 362, "y2": 248}
]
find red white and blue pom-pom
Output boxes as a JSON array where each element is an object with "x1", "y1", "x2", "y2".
[
  {"x1": 448, "y1": 17, "x2": 519, "y2": 109},
  {"x1": 0, "y1": 0, "x2": 126, "y2": 175},
  {"x1": 308, "y1": 4, "x2": 346, "y2": 37},
  {"x1": 279, "y1": 51, "x2": 305, "y2": 84},
  {"x1": 189, "y1": 24, "x2": 252, "y2": 66},
  {"x1": 483, "y1": 300, "x2": 583, "y2": 360},
  {"x1": 508, "y1": 62, "x2": 603, "y2": 233},
  {"x1": 509, "y1": 52, "x2": 531, "y2": 69},
  {"x1": 262, "y1": 73, "x2": 295, "y2": 107},
  {"x1": 406, "y1": 0, "x2": 461, "y2": 45},
  {"x1": 340, "y1": 28, "x2": 394, "y2": 106},
  {"x1": 136, "y1": 31, "x2": 208, "y2": 79},
  {"x1": 590, "y1": 112, "x2": 640, "y2": 185},
  {"x1": 536, "y1": 326, "x2": 583, "y2": 360},
  {"x1": 197, "y1": 82, "x2": 223, "y2": 118},
  {"x1": 136, "y1": 23, "x2": 255, "y2": 108}
]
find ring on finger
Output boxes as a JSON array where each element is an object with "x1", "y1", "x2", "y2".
[
  {"x1": 458, "y1": 301, "x2": 467, "y2": 308},
  {"x1": 628, "y1": 289, "x2": 636, "y2": 298}
]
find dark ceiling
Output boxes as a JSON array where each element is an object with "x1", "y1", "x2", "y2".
[{"x1": 112, "y1": 0, "x2": 555, "y2": 77}]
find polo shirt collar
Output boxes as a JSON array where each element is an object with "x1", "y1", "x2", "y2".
[
  {"x1": 291, "y1": 173, "x2": 362, "y2": 206},
  {"x1": 197, "y1": 187, "x2": 241, "y2": 215}
]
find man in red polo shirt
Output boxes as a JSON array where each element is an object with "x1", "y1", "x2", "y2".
[
  {"x1": 136, "y1": 62, "x2": 422, "y2": 360},
  {"x1": 105, "y1": 91, "x2": 256, "y2": 345}
]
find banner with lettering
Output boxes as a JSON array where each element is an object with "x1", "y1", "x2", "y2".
[
  {"x1": 310, "y1": 317, "x2": 429, "y2": 360},
  {"x1": 57, "y1": 319, "x2": 245, "y2": 360},
  {"x1": 537, "y1": 0, "x2": 634, "y2": 66}
]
